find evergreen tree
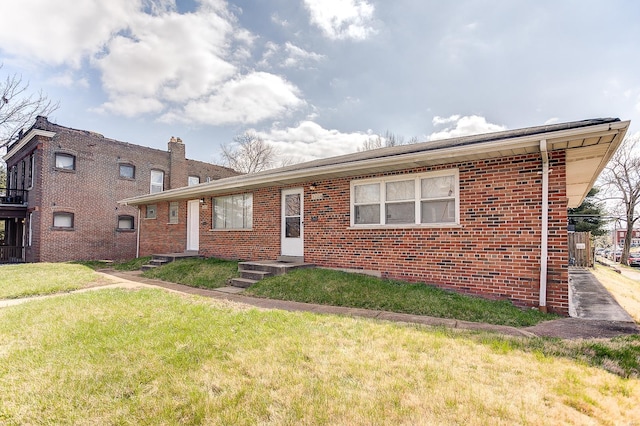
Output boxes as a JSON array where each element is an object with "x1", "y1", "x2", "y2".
[{"x1": 568, "y1": 187, "x2": 608, "y2": 236}]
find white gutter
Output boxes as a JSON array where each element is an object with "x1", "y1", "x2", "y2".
[
  {"x1": 136, "y1": 207, "x2": 141, "y2": 258},
  {"x1": 121, "y1": 120, "x2": 629, "y2": 206},
  {"x1": 539, "y1": 139, "x2": 549, "y2": 312}
]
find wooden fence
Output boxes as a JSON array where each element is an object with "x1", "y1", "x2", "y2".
[{"x1": 568, "y1": 232, "x2": 592, "y2": 267}]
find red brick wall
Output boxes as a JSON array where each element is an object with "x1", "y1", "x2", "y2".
[
  {"x1": 139, "y1": 202, "x2": 187, "y2": 255},
  {"x1": 6, "y1": 118, "x2": 236, "y2": 262},
  {"x1": 138, "y1": 151, "x2": 569, "y2": 314}
]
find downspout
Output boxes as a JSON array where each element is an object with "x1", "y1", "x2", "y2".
[
  {"x1": 539, "y1": 139, "x2": 549, "y2": 313},
  {"x1": 136, "y1": 206, "x2": 141, "y2": 259}
]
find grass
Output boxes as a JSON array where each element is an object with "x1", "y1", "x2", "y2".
[
  {"x1": 72, "y1": 256, "x2": 152, "y2": 271},
  {"x1": 0, "y1": 289, "x2": 638, "y2": 425},
  {"x1": 141, "y1": 257, "x2": 239, "y2": 289},
  {"x1": 0, "y1": 263, "x2": 100, "y2": 299},
  {"x1": 245, "y1": 268, "x2": 556, "y2": 327}
]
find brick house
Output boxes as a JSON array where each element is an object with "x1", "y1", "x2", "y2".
[
  {"x1": 121, "y1": 118, "x2": 630, "y2": 315},
  {"x1": 612, "y1": 228, "x2": 640, "y2": 248},
  {"x1": 0, "y1": 116, "x2": 238, "y2": 263}
]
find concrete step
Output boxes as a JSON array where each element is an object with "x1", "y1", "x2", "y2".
[
  {"x1": 277, "y1": 255, "x2": 304, "y2": 263},
  {"x1": 230, "y1": 277, "x2": 257, "y2": 288},
  {"x1": 240, "y1": 269, "x2": 272, "y2": 281},
  {"x1": 149, "y1": 259, "x2": 169, "y2": 266},
  {"x1": 140, "y1": 264, "x2": 157, "y2": 271}
]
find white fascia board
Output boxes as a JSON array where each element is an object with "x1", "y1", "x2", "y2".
[
  {"x1": 120, "y1": 120, "x2": 630, "y2": 206},
  {"x1": 3, "y1": 129, "x2": 56, "y2": 161}
]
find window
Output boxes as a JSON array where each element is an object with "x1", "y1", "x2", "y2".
[
  {"x1": 119, "y1": 164, "x2": 135, "y2": 179},
  {"x1": 213, "y1": 194, "x2": 253, "y2": 229},
  {"x1": 188, "y1": 176, "x2": 200, "y2": 186},
  {"x1": 169, "y1": 202, "x2": 179, "y2": 224},
  {"x1": 27, "y1": 153, "x2": 34, "y2": 189},
  {"x1": 117, "y1": 215, "x2": 135, "y2": 230},
  {"x1": 53, "y1": 212, "x2": 74, "y2": 229},
  {"x1": 150, "y1": 170, "x2": 164, "y2": 193},
  {"x1": 146, "y1": 204, "x2": 157, "y2": 219},
  {"x1": 55, "y1": 153, "x2": 76, "y2": 171},
  {"x1": 351, "y1": 170, "x2": 459, "y2": 227}
]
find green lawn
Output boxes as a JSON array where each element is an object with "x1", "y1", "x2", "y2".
[
  {"x1": 141, "y1": 257, "x2": 239, "y2": 289},
  {"x1": 0, "y1": 263, "x2": 99, "y2": 299},
  {"x1": 245, "y1": 268, "x2": 555, "y2": 327},
  {"x1": 0, "y1": 289, "x2": 638, "y2": 425}
]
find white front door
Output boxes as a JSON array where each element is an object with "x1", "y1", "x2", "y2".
[
  {"x1": 187, "y1": 199, "x2": 200, "y2": 252},
  {"x1": 281, "y1": 188, "x2": 304, "y2": 257}
]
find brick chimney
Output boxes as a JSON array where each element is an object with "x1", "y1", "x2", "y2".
[{"x1": 168, "y1": 136, "x2": 187, "y2": 190}]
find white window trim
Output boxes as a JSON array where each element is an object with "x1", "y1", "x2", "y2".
[
  {"x1": 350, "y1": 169, "x2": 460, "y2": 228},
  {"x1": 212, "y1": 193, "x2": 253, "y2": 230},
  {"x1": 150, "y1": 170, "x2": 164, "y2": 194}
]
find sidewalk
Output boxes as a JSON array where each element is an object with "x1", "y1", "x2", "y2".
[
  {"x1": 97, "y1": 270, "x2": 639, "y2": 340},
  {"x1": 3, "y1": 269, "x2": 637, "y2": 339}
]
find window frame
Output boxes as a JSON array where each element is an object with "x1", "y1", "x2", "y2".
[
  {"x1": 188, "y1": 176, "x2": 200, "y2": 186},
  {"x1": 117, "y1": 215, "x2": 135, "y2": 231},
  {"x1": 150, "y1": 169, "x2": 164, "y2": 193},
  {"x1": 119, "y1": 163, "x2": 135, "y2": 179},
  {"x1": 145, "y1": 204, "x2": 157, "y2": 219},
  {"x1": 169, "y1": 202, "x2": 179, "y2": 224},
  {"x1": 350, "y1": 169, "x2": 460, "y2": 228},
  {"x1": 27, "y1": 153, "x2": 35, "y2": 189},
  {"x1": 212, "y1": 193, "x2": 253, "y2": 230},
  {"x1": 54, "y1": 153, "x2": 76, "y2": 171},
  {"x1": 52, "y1": 212, "x2": 74, "y2": 230}
]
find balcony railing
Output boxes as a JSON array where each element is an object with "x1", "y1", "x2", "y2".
[
  {"x1": 0, "y1": 246, "x2": 24, "y2": 263},
  {"x1": 0, "y1": 188, "x2": 28, "y2": 205}
]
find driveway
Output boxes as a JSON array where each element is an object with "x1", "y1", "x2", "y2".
[{"x1": 568, "y1": 267, "x2": 634, "y2": 322}]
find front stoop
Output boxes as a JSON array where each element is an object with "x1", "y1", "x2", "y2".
[
  {"x1": 230, "y1": 259, "x2": 315, "y2": 288},
  {"x1": 141, "y1": 252, "x2": 201, "y2": 271}
]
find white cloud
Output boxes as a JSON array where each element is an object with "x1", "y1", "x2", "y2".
[
  {"x1": 0, "y1": 0, "x2": 138, "y2": 67},
  {"x1": 254, "y1": 120, "x2": 374, "y2": 161},
  {"x1": 303, "y1": 0, "x2": 376, "y2": 40},
  {"x1": 0, "y1": 0, "x2": 307, "y2": 125},
  {"x1": 159, "y1": 72, "x2": 304, "y2": 125},
  {"x1": 544, "y1": 117, "x2": 559, "y2": 125},
  {"x1": 428, "y1": 115, "x2": 506, "y2": 141},
  {"x1": 259, "y1": 42, "x2": 324, "y2": 69},
  {"x1": 283, "y1": 43, "x2": 325, "y2": 68},
  {"x1": 432, "y1": 115, "x2": 460, "y2": 126},
  {"x1": 95, "y1": 95, "x2": 165, "y2": 117},
  {"x1": 47, "y1": 72, "x2": 89, "y2": 89}
]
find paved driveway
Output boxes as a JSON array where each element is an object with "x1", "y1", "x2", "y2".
[{"x1": 568, "y1": 267, "x2": 634, "y2": 322}]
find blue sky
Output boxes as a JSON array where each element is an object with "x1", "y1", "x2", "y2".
[{"x1": 0, "y1": 0, "x2": 639, "y2": 165}]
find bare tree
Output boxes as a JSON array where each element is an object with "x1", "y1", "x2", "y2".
[
  {"x1": 357, "y1": 130, "x2": 417, "y2": 152},
  {"x1": 220, "y1": 131, "x2": 279, "y2": 173},
  {"x1": 0, "y1": 65, "x2": 59, "y2": 148},
  {"x1": 599, "y1": 136, "x2": 640, "y2": 265}
]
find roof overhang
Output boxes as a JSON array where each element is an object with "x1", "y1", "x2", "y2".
[
  {"x1": 120, "y1": 119, "x2": 630, "y2": 208},
  {"x1": 3, "y1": 129, "x2": 56, "y2": 161}
]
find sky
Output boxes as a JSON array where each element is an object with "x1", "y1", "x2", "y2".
[{"x1": 0, "y1": 0, "x2": 639, "y2": 165}]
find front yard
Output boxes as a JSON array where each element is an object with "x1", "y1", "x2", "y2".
[{"x1": 1, "y1": 287, "x2": 639, "y2": 424}]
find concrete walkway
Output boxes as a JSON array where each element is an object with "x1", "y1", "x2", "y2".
[{"x1": 2, "y1": 268, "x2": 638, "y2": 339}]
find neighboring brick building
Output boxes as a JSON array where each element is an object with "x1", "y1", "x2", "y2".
[
  {"x1": 0, "y1": 116, "x2": 238, "y2": 262},
  {"x1": 122, "y1": 118, "x2": 630, "y2": 315},
  {"x1": 612, "y1": 228, "x2": 640, "y2": 248}
]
